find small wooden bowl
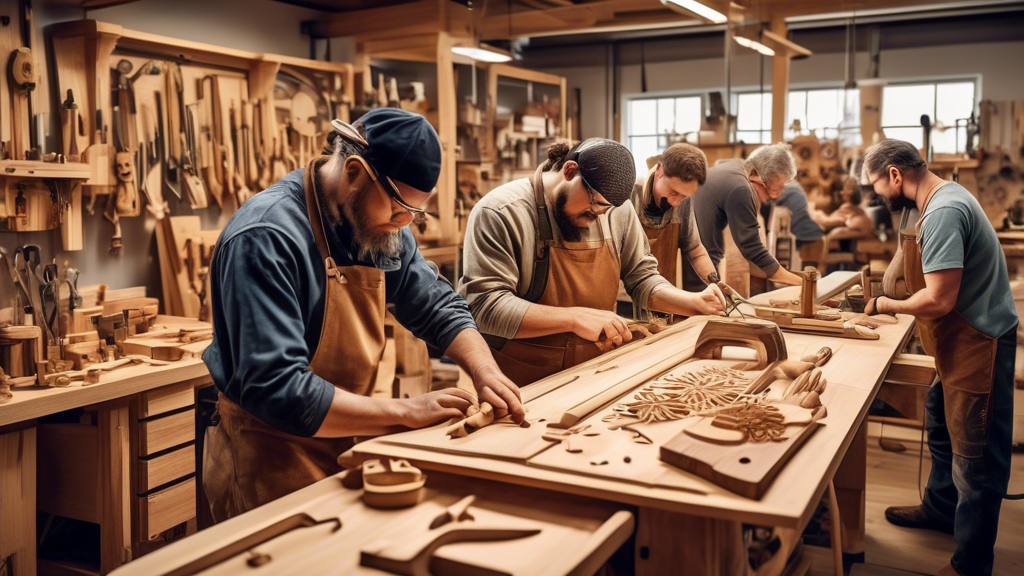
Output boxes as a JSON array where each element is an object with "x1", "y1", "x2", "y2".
[{"x1": 362, "y1": 459, "x2": 427, "y2": 509}]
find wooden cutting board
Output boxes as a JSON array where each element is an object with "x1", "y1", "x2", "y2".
[{"x1": 660, "y1": 413, "x2": 822, "y2": 499}]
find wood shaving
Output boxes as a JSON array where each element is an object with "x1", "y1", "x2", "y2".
[
  {"x1": 611, "y1": 366, "x2": 750, "y2": 424},
  {"x1": 712, "y1": 397, "x2": 788, "y2": 443}
]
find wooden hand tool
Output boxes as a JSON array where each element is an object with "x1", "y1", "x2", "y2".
[
  {"x1": 197, "y1": 77, "x2": 224, "y2": 207},
  {"x1": 82, "y1": 109, "x2": 114, "y2": 195},
  {"x1": 60, "y1": 89, "x2": 80, "y2": 160},
  {"x1": 8, "y1": 47, "x2": 37, "y2": 160},
  {"x1": 445, "y1": 402, "x2": 494, "y2": 438},
  {"x1": 242, "y1": 101, "x2": 258, "y2": 188},
  {"x1": 181, "y1": 104, "x2": 208, "y2": 209}
]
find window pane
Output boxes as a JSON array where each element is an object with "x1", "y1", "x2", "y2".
[
  {"x1": 629, "y1": 136, "x2": 660, "y2": 176},
  {"x1": 657, "y1": 98, "x2": 675, "y2": 134},
  {"x1": 882, "y1": 84, "x2": 935, "y2": 127},
  {"x1": 630, "y1": 99, "x2": 657, "y2": 135},
  {"x1": 760, "y1": 94, "x2": 773, "y2": 132},
  {"x1": 931, "y1": 126, "x2": 970, "y2": 155},
  {"x1": 787, "y1": 91, "x2": 807, "y2": 136},
  {"x1": 675, "y1": 96, "x2": 702, "y2": 136},
  {"x1": 737, "y1": 93, "x2": 764, "y2": 131},
  {"x1": 936, "y1": 82, "x2": 975, "y2": 128},
  {"x1": 736, "y1": 130, "x2": 765, "y2": 144},
  {"x1": 883, "y1": 127, "x2": 924, "y2": 150},
  {"x1": 807, "y1": 90, "x2": 840, "y2": 131},
  {"x1": 841, "y1": 89, "x2": 860, "y2": 129}
]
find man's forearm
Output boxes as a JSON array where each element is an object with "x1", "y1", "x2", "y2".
[
  {"x1": 314, "y1": 390, "x2": 409, "y2": 438},
  {"x1": 687, "y1": 244, "x2": 718, "y2": 284},
  {"x1": 515, "y1": 304, "x2": 579, "y2": 338},
  {"x1": 443, "y1": 328, "x2": 501, "y2": 380},
  {"x1": 877, "y1": 289, "x2": 951, "y2": 320},
  {"x1": 648, "y1": 286, "x2": 702, "y2": 316},
  {"x1": 769, "y1": 268, "x2": 803, "y2": 286}
]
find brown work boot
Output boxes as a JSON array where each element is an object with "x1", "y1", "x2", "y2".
[{"x1": 884, "y1": 505, "x2": 954, "y2": 535}]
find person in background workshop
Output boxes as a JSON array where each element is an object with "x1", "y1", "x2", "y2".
[
  {"x1": 615, "y1": 143, "x2": 718, "y2": 319},
  {"x1": 863, "y1": 139, "x2": 1016, "y2": 576},
  {"x1": 684, "y1": 143, "x2": 804, "y2": 291},
  {"x1": 202, "y1": 108, "x2": 524, "y2": 522},
  {"x1": 459, "y1": 138, "x2": 724, "y2": 388},
  {"x1": 759, "y1": 180, "x2": 825, "y2": 249}
]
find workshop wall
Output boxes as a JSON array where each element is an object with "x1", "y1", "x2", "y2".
[
  {"x1": 543, "y1": 40, "x2": 1024, "y2": 141},
  {"x1": 0, "y1": 0, "x2": 333, "y2": 307}
]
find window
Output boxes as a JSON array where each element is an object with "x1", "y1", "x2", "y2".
[
  {"x1": 626, "y1": 95, "x2": 703, "y2": 175},
  {"x1": 882, "y1": 80, "x2": 975, "y2": 154},
  {"x1": 732, "y1": 88, "x2": 860, "y2": 145}
]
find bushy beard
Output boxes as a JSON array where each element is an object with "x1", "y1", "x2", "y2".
[
  {"x1": 322, "y1": 180, "x2": 404, "y2": 262},
  {"x1": 881, "y1": 191, "x2": 914, "y2": 213},
  {"x1": 553, "y1": 190, "x2": 585, "y2": 242}
]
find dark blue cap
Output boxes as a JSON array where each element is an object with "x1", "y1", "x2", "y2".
[{"x1": 351, "y1": 108, "x2": 442, "y2": 193}]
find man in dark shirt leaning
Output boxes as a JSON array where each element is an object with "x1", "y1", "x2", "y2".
[
  {"x1": 759, "y1": 180, "x2": 825, "y2": 248},
  {"x1": 684, "y1": 143, "x2": 803, "y2": 291},
  {"x1": 202, "y1": 108, "x2": 524, "y2": 522}
]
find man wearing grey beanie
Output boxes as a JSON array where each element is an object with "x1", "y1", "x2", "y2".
[{"x1": 460, "y1": 138, "x2": 724, "y2": 387}]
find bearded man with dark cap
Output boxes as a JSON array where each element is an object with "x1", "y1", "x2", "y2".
[
  {"x1": 202, "y1": 109, "x2": 524, "y2": 522},
  {"x1": 459, "y1": 139, "x2": 725, "y2": 387}
]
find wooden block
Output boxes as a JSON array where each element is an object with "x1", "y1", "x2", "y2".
[
  {"x1": 121, "y1": 338, "x2": 189, "y2": 361},
  {"x1": 138, "y1": 410, "x2": 195, "y2": 457},
  {"x1": 137, "y1": 477, "x2": 196, "y2": 541},
  {"x1": 102, "y1": 287, "x2": 147, "y2": 303},
  {"x1": 71, "y1": 306, "x2": 103, "y2": 333},
  {"x1": 61, "y1": 183, "x2": 84, "y2": 251},
  {"x1": 138, "y1": 381, "x2": 196, "y2": 419},
  {"x1": 102, "y1": 297, "x2": 160, "y2": 316},
  {"x1": 138, "y1": 445, "x2": 195, "y2": 493},
  {"x1": 36, "y1": 423, "x2": 99, "y2": 523},
  {"x1": 884, "y1": 353, "x2": 936, "y2": 387}
]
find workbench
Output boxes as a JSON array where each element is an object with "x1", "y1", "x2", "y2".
[
  {"x1": 341, "y1": 306, "x2": 916, "y2": 574},
  {"x1": 0, "y1": 358, "x2": 212, "y2": 576}
]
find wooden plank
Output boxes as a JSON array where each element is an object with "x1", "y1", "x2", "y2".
[
  {"x1": 137, "y1": 477, "x2": 196, "y2": 541},
  {"x1": 138, "y1": 445, "x2": 195, "y2": 493},
  {"x1": 884, "y1": 353, "x2": 936, "y2": 387},
  {"x1": 0, "y1": 427, "x2": 36, "y2": 575},
  {"x1": 436, "y1": 32, "x2": 457, "y2": 244},
  {"x1": 36, "y1": 423, "x2": 99, "y2": 523},
  {"x1": 138, "y1": 409, "x2": 195, "y2": 456},
  {"x1": 99, "y1": 401, "x2": 132, "y2": 573},
  {"x1": 137, "y1": 381, "x2": 196, "y2": 419}
]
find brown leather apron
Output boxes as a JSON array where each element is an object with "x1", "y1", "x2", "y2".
[
  {"x1": 640, "y1": 171, "x2": 681, "y2": 284},
  {"x1": 203, "y1": 156, "x2": 387, "y2": 522},
  {"x1": 490, "y1": 169, "x2": 622, "y2": 387},
  {"x1": 903, "y1": 193, "x2": 997, "y2": 459}
]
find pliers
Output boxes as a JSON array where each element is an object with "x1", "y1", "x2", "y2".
[{"x1": 714, "y1": 281, "x2": 753, "y2": 319}]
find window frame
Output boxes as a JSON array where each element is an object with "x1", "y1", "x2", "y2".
[{"x1": 622, "y1": 89, "x2": 706, "y2": 174}]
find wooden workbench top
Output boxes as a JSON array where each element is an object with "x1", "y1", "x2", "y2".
[
  {"x1": 0, "y1": 358, "x2": 211, "y2": 427},
  {"x1": 344, "y1": 309, "x2": 915, "y2": 530}
]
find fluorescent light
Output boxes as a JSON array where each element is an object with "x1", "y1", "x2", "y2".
[
  {"x1": 661, "y1": 0, "x2": 727, "y2": 24},
  {"x1": 734, "y1": 35, "x2": 775, "y2": 56},
  {"x1": 452, "y1": 44, "x2": 512, "y2": 63}
]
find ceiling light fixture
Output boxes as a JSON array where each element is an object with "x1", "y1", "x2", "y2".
[
  {"x1": 661, "y1": 0, "x2": 728, "y2": 24},
  {"x1": 452, "y1": 44, "x2": 513, "y2": 63},
  {"x1": 733, "y1": 35, "x2": 775, "y2": 56}
]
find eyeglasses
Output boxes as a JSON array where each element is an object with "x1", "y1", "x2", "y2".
[
  {"x1": 580, "y1": 175, "x2": 614, "y2": 215},
  {"x1": 331, "y1": 120, "x2": 434, "y2": 220}
]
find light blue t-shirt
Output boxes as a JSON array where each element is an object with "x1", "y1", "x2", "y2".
[{"x1": 919, "y1": 182, "x2": 1018, "y2": 338}]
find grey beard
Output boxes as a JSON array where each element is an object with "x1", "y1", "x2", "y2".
[{"x1": 323, "y1": 180, "x2": 405, "y2": 262}]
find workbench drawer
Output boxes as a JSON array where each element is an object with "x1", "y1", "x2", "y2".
[
  {"x1": 137, "y1": 477, "x2": 196, "y2": 541},
  {"x1": 138, "y1": 444, "x2": 195, "y2": 493},
  {"x1": 138, "y1": 409, "x2": 195, "y2": 457},
  {"x1": 138, "y1": 381, "x2": 196, "y2": 419}
]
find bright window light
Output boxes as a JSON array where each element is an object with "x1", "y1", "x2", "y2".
[{"x1": 662, "y1": 0, "x2": 727, "y2": 24}]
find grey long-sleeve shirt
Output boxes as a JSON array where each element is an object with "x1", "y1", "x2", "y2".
[
  {"x1": 687, "y1": 159, "x2": 780, "y2": 290},
  {"x1": 459, "y1": 177, "x2": 670, "y2": 340}
]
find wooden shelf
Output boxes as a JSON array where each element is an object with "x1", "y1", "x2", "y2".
[{"x1": 0, "y1": 160, "x2": 92, "y2": 180}]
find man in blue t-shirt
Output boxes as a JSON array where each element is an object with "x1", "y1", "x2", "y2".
[{"x1": 864, "y1": 139, "x2": 1017, "y2": 576}]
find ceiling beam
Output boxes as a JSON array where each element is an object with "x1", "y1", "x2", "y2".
[{"x1": 480, "y1": 0, "x2": 689, "y2": 39}]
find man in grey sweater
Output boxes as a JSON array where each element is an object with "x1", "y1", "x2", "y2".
[{"x1": 683, "y1": 144, "x2": 803, "y2": 291}]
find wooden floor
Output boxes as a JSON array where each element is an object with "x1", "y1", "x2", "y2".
[{"x1": 807, "y1": 423, "x2": 1024, "y2": 576}]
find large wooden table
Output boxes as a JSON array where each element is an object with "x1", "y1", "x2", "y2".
[
  {"x1": 0, "y1": 359, "x2": 212, "y2": 575},
  {"x1": 343, "y1": 309, "x2": 916, "y2": 573}
]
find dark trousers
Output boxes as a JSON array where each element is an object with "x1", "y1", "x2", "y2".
[{"x1": 922, "y1": 325, "x2": 1016, "y2": 576}]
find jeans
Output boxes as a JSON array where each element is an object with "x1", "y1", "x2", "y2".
[{"x1": 921, "y1": 325, "x2": 1016, "y2": 576}]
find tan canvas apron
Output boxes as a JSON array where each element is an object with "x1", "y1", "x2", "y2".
[
  {"x1": 490, "y1": 168, "x2": 622, "y2": 387},
  {"x1": 902, "y1": 193, "x2": 997, "y2": 459},
  {"x1": 203, "y1": 157, "x2": 387, "y2": 522},
  {"x1": 641, "y1": 170, "x2": 681, "y2": 284}
]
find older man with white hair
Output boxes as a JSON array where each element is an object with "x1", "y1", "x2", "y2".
[{"x1": 683, "y1": 143, "x2": 803, "y2": 290}]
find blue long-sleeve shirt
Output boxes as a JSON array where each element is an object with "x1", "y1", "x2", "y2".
[{"x1": 202, "y1": 170, "x2": 476, "y2": 437}]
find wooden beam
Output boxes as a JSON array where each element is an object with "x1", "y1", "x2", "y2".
[
  {"x1": 770, "y1": 18, "x2": 789, "y2": 144},
  {"x1": 761, "y1": 29, "x2": 812, "y2": 59},
  {"x1": 436, "y1": 32, "x2": 458, "y2": 245},
  {"x1": 480, "y1": 0, "x2": 671, "y2": 40},
  {"x1": 305, "y1": 0, "x2": 442, "y2": 39}
]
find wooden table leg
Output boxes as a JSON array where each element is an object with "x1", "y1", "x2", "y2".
[
  {"x1": 98, "y1": 400, "x2": 132, "y2": 574},
  {"x1": 834, "y1": 420, "x2": 867, "y2": 561},
  {"x1": 635, "y1": 507, "x2": 746, "y2": 576},
  {"x1": 1, "y1": 423, "x2": 37, "y2": 576}
]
